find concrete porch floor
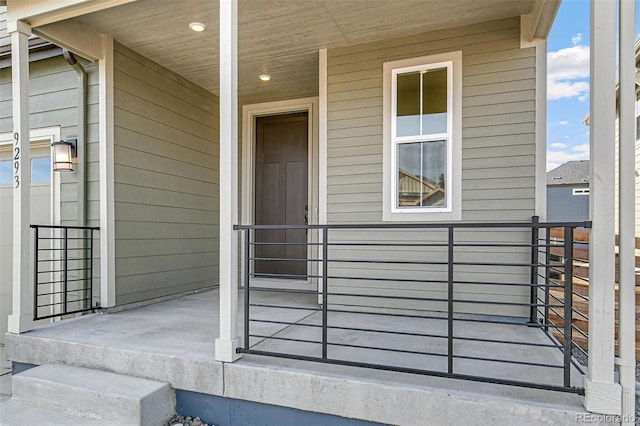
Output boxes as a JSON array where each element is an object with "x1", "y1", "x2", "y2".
[{"x1": 4, "y1": 289, "x2": 597, "y2": 425}]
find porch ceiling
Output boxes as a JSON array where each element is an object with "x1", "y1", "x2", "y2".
[{"x1": 66, "y1": 0, "x2": 537, "y2": 98}]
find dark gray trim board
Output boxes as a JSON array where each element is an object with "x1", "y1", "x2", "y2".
[{"x1": 176, "y1": 390, "x2": 389, "y2": 426}]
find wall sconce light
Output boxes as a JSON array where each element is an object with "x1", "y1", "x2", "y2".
[{"x1": 52, "y1": 138, "x2": 77, "y2": 172}]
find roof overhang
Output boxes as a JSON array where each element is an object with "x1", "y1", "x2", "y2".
[{"x1": 4, "y1": 0, "x2": 562, "y2": 98}]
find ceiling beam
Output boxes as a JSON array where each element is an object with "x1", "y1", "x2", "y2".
[
  {"x1": 520, "y1": 0, "x2": 560, "y2": 47},
  {"x1": 33, "y1": 19, "x2": 102, "y2": 60}
]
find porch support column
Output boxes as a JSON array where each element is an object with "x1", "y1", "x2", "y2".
[
  {"x1": 215, "y1": 0, "x2": 241, "y2": 362},
  {"x1": 617, "y1": 0, "x2": 636, "y2": 423},
  {"x1": 583, "y1": 0, "x2": 622, "y2": 415},
  {"x1": 7, "y1": 20, "x2": 34, "y2": 334}
]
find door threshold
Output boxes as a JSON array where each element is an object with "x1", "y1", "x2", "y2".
[{"x1": 249, "y1": 278, "x2": 315, "y2": 291}]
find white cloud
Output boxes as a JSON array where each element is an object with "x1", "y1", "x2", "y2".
[
  {"x1": 547, "y1": 145, "x2": 589, "y2": 171},
  {"x1": 572, "y1": 143, "x2": 589, "y2": 153},
  {"x1": 572, "y1": 33, "x2": 582, "y2": 45},
  {"x1": 558, "y1": 120, "x2": 568, "y2": 126},
  {"x1": 547, "y1": 45, "x2": 590, "y2": 101},
  {"x1": 550, "y1": 142, "x2": 567, "y2": 148}
]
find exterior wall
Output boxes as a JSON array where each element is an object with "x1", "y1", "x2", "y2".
[
  {"x1": 325, "y1": 17, "x2": 536, "y2": 316},
  {"x1": 546, "y1": 185, "x2": 590, "y2": 222},
  {"x1": 112, "y1": 43, "x2": 219, "y2": 305}
]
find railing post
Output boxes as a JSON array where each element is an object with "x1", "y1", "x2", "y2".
[
  {"x1": 447, "y1": 226, "x2": 454, "y2": 375},
  {"x1": 529, "y1": 216, "x2": 540, "y2": 323},
  {"x1": 62, "y1": 226, "x2": 68, "y2": 315},
  {"x1": 322, "y1": 226, "x2": 329, "y2": 360},
  {"x1": 544, "y1": 228, "x2": 551, "y2": 333},
  {"x1": 563, "y1": 226, "x2": 574, "y2": 388},
  {"x1": 32, "y1": 226, "x2": 38, "y2": 321},
  {"x1": 244, "y1": 229, "x2": 250, "y2": 351}
]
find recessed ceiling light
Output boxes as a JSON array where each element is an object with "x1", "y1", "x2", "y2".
[
  {"x1": 189, "y1": 22, "x2": 206, "y2": 32},
  {"x1": 259, "y1": 74, "x2": 271, "y2": 82}
]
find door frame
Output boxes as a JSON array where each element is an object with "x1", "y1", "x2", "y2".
[{"x1": 241, "y1": 97, "x2": 319, "y2": 290}]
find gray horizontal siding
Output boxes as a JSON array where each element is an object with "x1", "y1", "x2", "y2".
[
  {"x1": 0, "y1": 51, "x2": 102, "y2": 308},
  {"x1": 326, "y1": 17, "x2": 536, "y2": 316},
  {"x1": 0, "y1": 7, "x2": 7, "y2": 48},
  {"x1": 113, "y1": 42, "x2": 219, "y2": 305},
  {"x1": 546, "y1": 186, "x2": 589, "y2": 222}
]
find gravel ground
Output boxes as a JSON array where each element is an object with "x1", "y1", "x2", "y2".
[{"x1": 163, "y1": 415, "x2": 211, "y2": 426}]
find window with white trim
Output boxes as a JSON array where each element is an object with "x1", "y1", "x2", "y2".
[{"x1": 383, "y1": 52, "x2": 462, "y2": 221}]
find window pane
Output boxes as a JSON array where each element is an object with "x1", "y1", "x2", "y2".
[
  {"x1": 398, "y1": 141, "x2": 446, "y2": 207},
  {"x1": 422, "y1": 68, "x2": 447, "y2": 134},
  {"x1": 31, "y1": 157, "x2": 51, "y2": 183},
  {"x1": 396, "y1": 71, "x2": 420, "y2": 137},
  {"x1": 0, "y1": 161, "x2": 11, "y2": 185}
]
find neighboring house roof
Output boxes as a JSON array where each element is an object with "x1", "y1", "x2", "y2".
[{"x1": 547, "y1": 160, "x2": 590, "y2": 185}]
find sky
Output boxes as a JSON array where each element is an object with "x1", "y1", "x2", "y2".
[{"x1": 546, "y1": 0, "x2": 640, "y2": 171}]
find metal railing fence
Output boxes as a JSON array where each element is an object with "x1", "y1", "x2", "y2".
[
  {"x1": 235, "y1": 218, "x2": 590, "y2": 394},
  {"x1": 31, "y1": 224, "x2": 99, "y2": 321}
]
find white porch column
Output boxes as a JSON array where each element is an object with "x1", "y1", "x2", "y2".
[
  {"x1": 583, "y1": 0, "x2": 622, "y2": 415},
  {"x1": 99, "y1": 34, "x2": 116, "y2": 308},
  {"x1": 7, "y1": 20, "x2": 33, "y2": 334},
  {"x1": 617, "y1": 0, "x2": 636, "y2": 423},
  {"x1": 215, "y1": 0, "x2": 241, "y2": 362}
]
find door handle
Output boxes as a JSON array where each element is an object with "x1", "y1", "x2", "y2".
[{"x1": 304, "y1": 204, "x2": 308, "y2": 235}]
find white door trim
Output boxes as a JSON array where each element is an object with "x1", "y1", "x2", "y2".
[{"x1": 241, "y1": 97, "x2": 319, "y2": 290}]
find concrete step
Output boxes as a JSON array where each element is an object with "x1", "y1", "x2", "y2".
[
  {"x1": 0, "y1": 399, "x2": 124, "y2": 426},
  {"x1": 10, "y1": 364, "x2": 175, "y2": 425}
]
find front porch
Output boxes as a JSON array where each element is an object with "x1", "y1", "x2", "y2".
[{"x1": 5, "y1": 289, "x2": 593, "y2": 425}]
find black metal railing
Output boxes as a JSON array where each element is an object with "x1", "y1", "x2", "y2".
[
  {"x1": 31, "y1": 225, "x2": 99, "y2": 321},
  {"x1": 535, "y1": 224, "x2": 590, "y2": 376},
  {"x1": 235, "y1": 218, "x2": 590, "y2": 394}
]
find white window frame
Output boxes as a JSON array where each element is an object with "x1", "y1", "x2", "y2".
[
  {"x1": 383, "y1": 51, "x2": 462, "y2": 222},
  {"x1": 572, "y1": 188, "x2": 590, "y2": 195}
]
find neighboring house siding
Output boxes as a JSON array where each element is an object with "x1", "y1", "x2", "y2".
[
  {"x1": 113, "y1": 43, "x2": 219, "y2": 305},
  {"x1": 0, "y1": 7, "x2": 7, "y2": 47},
  {"x1": 325, "y1": 17, "x2": 535, "y2": 316},
  {"x1": 613, "y1": 115, "x2": 640, "y2": 236},
  {"x1": 546, "y1": 186, "x2": 590, "y2": 222},
  {"x1": 636, "y1": 137, "x2": 640, "y2": 235}
]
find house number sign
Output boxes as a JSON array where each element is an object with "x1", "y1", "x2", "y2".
[{"x1": 13, "y1": 132, "x2": 20, "y2": 188}]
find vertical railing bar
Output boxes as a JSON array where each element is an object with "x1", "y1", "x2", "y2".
[
  {"x1": 63, "y1": 227, "x2": 68, "y2": 315},
  {"x1": 89, "y1": 229, "x2": 94, "y2": 311},
  {"x1": 563, "y1": 226, "x2": 574, "y2": 388},
  {"x1": 244, "y1": 229, "x2": 250, "y2": 351},
  {"x1": 33, "y1": 226, "x2": 39, "y2": 321},
  {"x1": 322, "y1": 226, "x2": 329, "y2": 360},
  {"x1": 529, "y1": 216, "x2": 540, "y2": 323},
  {"x1": 448, "y1": 226, "x2": 454, "y2": 375},
  {"x1": 544, "y1": 228, "x2": 551, "y2": 333}
]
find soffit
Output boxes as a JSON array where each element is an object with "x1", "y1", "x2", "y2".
[{"x1": 69, "y1": 0, "x2": 536, "y2": 97}]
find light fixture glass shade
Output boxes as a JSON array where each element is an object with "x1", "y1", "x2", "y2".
[
  {"x1": 189, "y1": 22, "x2": 206, "y2": 32},
  {"x1": 52, "y1": 141, "x2": 74, "y2": 171}
]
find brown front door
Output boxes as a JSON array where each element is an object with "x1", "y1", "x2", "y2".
[{"x1": 255, "y1": 112, "x2": 308, "y2": 278}]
